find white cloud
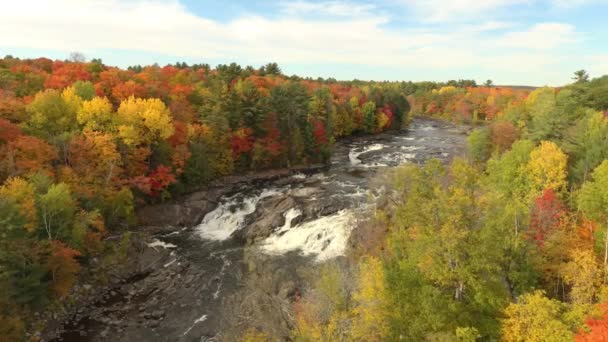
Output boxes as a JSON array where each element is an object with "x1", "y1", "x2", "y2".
[
  {"x1": 495, "y1": 23, "x2": 577, "y2": 50},
  {"x1": 395, "y1": 0, "x2": 532, "y2": 22},
  {"x1": 550, "y1": 0, "x2": 607, "y2": 8},
  {"x1": 280, "y1": 0, "x2": 376, "y2": 17},
  {"x1": 0, "y1": 0, "x2": 588, "y2": 85}
]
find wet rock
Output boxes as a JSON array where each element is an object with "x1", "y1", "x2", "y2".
[
  {"x1": 233, "y1": 195, "x2": 296, "y2": 243},
  {"x1": 300, "y1": 196, "x2": 347, "y2": 219},
  {"x1": 289, "y1": 187, "x2": 320, "y2": 198},
  {"x1": 136, "y1": 200, "x2": 215, "y2": 232}
]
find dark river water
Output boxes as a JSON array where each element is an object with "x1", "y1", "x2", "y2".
[{"x1": 56, "y1": 118, "x2": 469, "y2": 342}]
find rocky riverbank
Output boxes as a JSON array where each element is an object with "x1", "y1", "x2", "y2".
[
  {"x1": 42, "y1": 118, "x2": 469, "y2": 342},
  {"x1": 136, "y1": 165, "x2": 328, "y2": 233},
  {"x1": 40, "y1": 164, "x2": 328, "y2": 341}
]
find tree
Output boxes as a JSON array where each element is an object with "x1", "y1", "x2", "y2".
[
  {"x1": 0, "y1": 177, "x2": 37, "y2": 232},
  {"x1": 0, "y1": 135, "x2": 57, "y2": 180},
  {"x1": 528, "y1": 188, "x2": 566, "y2": 247},
  {"x1": 292, "y1": 263, "x2": 354, "y2": 341},
  {"x1": 485, "y1": 139, "x2": 535, "y2": 200},
  {"x1": 362, "y1": 101, "x2": 376, "y2": 134},
  {"x1": 502, "y1": 291, "x2": 574, "y2": 342},
  {"x1": 44, "y1": 61, "x2": 91, "y2": 89},
  {"x1": 111, "y1": 80, "x2": 146, "y2": 102},
  {"x1": 587, "y1": 75, "x2": 608, "y2": 110},
  {"x1": 565, "y1": 110, "x2": 608, "y2": 184},
  {"x1": 484, "y1": 80, "x2": 494, "y2": 87},
  {"x1": 262, "y1": 62, "x2": 281, "y2": 76},
  {"x1": 46, "y1": 241, "x2": 80, "y2": 297},
  {"x1": 490, "y1": 120, "x2": 518, "y2": 152},
  {"x1": 577, "y1": 161, "x2": 608, "y2": 281},
  {"x1": 527, "y1": 88, "x2": 582, "y2": 142},
  {"x1": 72, "y1": 80, "x2": 96, "y2": 100},
  {"x1": 37, "y1": 183, "x2": 76, "y2": 241},
  {"x1": 384, "y1": 159, "x2": 508, "y2": 340},
  {"x1": 576, "y1": 303, "x2": 608, "y2": 341},
  {"x1": 467, "y1": 128, "x2": 491, "y2": 162},
  {"x1": 0, "y1": 119, "x2": 21, "y2": 143},
  {"x1": 573, "y1": 70, "x2": 590, "y2": 84},
  {"x1": 560, "y1": 249, "x2": 601, "y2": 305},
  {"x1": 116, "y1": 96, "x2": 174, "y2": 146},
  {"x1": 350, "y1": 257, "x2": 389, "y2": 341},
  {"x1": 526, "y1": 141, "x2": 568, "y2": 196},
  {"x1": 69, "y1": 52, "x2": 86, "y2": 63},
  {"x1": 24, "y1": 89, "x2": 81, "y2": 143},
  {"x1": 269, "y1": 82, "x2": 310, "y2": 165},
  {"x1": 64, "y1": 130, "x2": 122, "y2": 200},
  {"x1": 77, "y1": 96, "x2": 115, "y2": 132}
]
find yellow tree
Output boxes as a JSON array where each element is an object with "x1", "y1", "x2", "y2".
[
  {"x1": 350, "y1": 256, "x2": 389, "y2": 341},
  {"x1": 115, "y1": 96, "x2": 174, "y2": 146},
  {"x1": 0, "y1": 177, "x2": 37, "y2": 232},
  {"x1": 560, "y1": 249, "x2": 601, "y2": 306},
  {"x1": 77, "y1": 96, "x2": 115, "y2": 132},
  {"x1": 502, "y1": 291, "x2": 574, "y2": 342},
  {"x1": 526, "y1": 141, "x2": 568, "y2": 197}
]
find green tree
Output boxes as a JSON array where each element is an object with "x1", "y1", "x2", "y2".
[
  {"x1": 565, "y1": 110, "x2": 608, "y2": 184},
  {"x1": 262, "y1": 62, "x2": 281, "y2": 76},
  {"x1": 269, "y1": 82, "x2": 310, "y2": 165},
  {"x1": 577, "y1": 161, "x2": 608, "y2": 281},
  {"x1": 362, "y1": 101, "x2": 376, "y2": 134},
  {"x1": 572, "y1": 69, "x2": 590, "y2": 83},
  {"x1": 72, "y1": 80, "x2": 96, "y2": 100},
  {"x1": 37, "y1": 183, "x2": 76, "y2": 241},
  {"x1": 467, "y1": 128, "x2": 491, "y2": 163},
  {"x1": 24, "y1": 88, "x2": 81, "y2": 145},
  {"x1": 526, "y1": 88, "x2": 583, "y2": 142}
]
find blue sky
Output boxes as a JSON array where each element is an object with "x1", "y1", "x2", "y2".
[{"x1": 1, "y1": 0, "x2": 607, "y2": 85}]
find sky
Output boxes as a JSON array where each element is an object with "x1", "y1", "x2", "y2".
[{"x1": 1, "y1": 0, "x2": 607, "y2": 86}]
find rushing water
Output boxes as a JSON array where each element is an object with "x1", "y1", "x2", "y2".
[{"x1": 55, "y1": 118, "x2": 468, "y2": 342}]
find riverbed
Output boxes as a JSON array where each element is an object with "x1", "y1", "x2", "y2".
[{"x1": 54, "y1": 118, "x2": 469, "y2": 342}]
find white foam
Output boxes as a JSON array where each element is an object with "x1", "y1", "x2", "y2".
[
  {"x1": 164, "y1": 259, "x2": 177, "y2": 268},
  {"x1": 349, "y1": 143, "x2": 385, "y2": 165},
  {"x1": 292, "y1": 173, "x2": 306, "y2": 179},
  {"x1": 196, "y1": 189, "x2": 281, "y2": 240},
  {"x1": 148, "y1": 239, "x2": 177, "y2": 249},
  {"x1": 182, "y1": 314, "x2": 208, "y2": 336},
  {"x1": 400, "y1": 146, "x2": 420, "y2": 151},
  {"x1": 261, "y1": 209, "x2": 354, "y2": 262}
]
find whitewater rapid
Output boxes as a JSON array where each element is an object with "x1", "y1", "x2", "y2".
[
  {"x1": 192, "y1": 119, "x2": 463, "y2": 262},
  {"x1": 55, "y1": 118, "x2": 470, "y2": 342}
]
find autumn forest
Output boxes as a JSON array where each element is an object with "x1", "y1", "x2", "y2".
[{"x1": 2, "y1": 54, "x2": 608, "y2": 341}]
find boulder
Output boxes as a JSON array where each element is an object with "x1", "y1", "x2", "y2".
[{"x1": 232, "y1": 195, "x2": 296, "y2": 244}]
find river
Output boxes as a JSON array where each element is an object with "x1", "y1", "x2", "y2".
[{"x1": 55, "y1": 118, "x2": 469, "y2": 342}]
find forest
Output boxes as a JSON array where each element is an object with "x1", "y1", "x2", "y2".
[
  {"x1": 289, "y1": 72, "x2": 608, "y2": 341},
  {"x1": 2, "y1": 54, "x2": 608, "y2": 341},
  {"x1": 0, "y1": 56, "x2": 413, "y2": 339}
]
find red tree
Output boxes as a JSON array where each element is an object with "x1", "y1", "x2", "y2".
[
  {"x1": 576, "y1": 303, "x2": 608, "y2": 341},
  {"x1": 528, "y1": 188, "x2": 566, "y2": 246}
]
